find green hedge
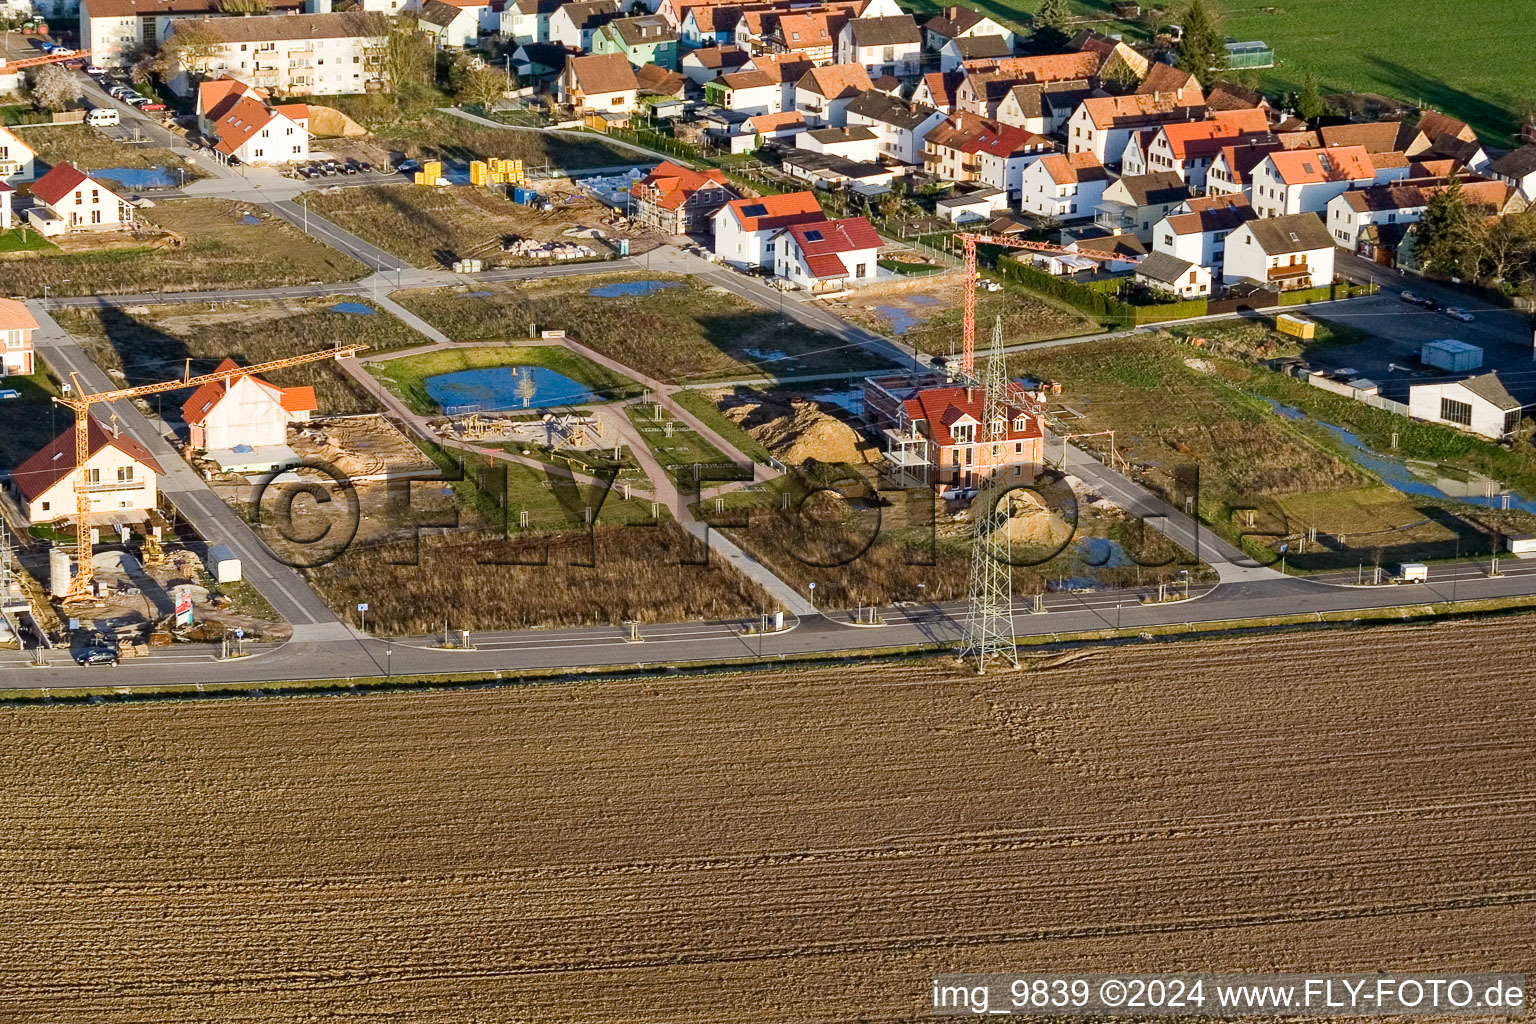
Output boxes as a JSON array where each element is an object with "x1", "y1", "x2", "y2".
[
  {"x1": 997, "y1": 255, "x2": 1209, "y2": 325},
  {"x1": 1278, "y1": 284, "x2": 1334, "y2": 306}
]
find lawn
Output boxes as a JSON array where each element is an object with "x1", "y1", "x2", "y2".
[
  {"x1": 392, "y1": 276, "x2": 899, "y2": 384},
  {"x1": 21, "y1": 125, "x2": 204, "y2": 184},
  {"x1": 0, "y1": 228, "x2": 58, "y2": 254},
  {"x1": 950, "y1": 0, "x2": 1534, "y2": 142},
  {"x1": 0, "y1": 200, "x2": 363, "y2": 297},
  {"x1": 626, "y1": 403, "x2": 736, "y2": 485},
  {"x1": 368, "y1": 344, "x2": 639, "y2": 416},
  {"x1": 0, "y1": 365, "x2": 65, "y2": 467},
  {"x1": 304, "y1": 183, "x2": 632, "y2": 269},
  {"x1": 52, "y1": 297, "x2": 425, "y2": 416},
  {"x1": 672, "y1": 388, "x2": 773, "y2": 464}
]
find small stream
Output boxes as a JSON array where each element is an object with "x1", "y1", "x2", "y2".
[{"x1": 1259, "y1": 397, "x2": 1536, "y2": 514}]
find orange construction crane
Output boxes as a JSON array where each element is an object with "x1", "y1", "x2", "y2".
[
  {"x1": 53, "y1": 343, "x2": 366, "y2": 605},
  {"x1": 958, "y1": 233, "x2": 1143, "y2": 377},
  {"x1": 2, "y1": 48, "x2": 93, "y2": 72}
]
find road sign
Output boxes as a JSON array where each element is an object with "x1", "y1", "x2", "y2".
[
  {"x1": 357, "y1": 603, "x2": 369, "y2": 612},
  {"x1": 234, "y1": 628, "x2": 244, "y2": 639}
]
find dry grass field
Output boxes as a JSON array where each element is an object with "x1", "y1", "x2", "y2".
[{"x1": 2, "y1": 616, "x2": 1532, "y2": 1021}]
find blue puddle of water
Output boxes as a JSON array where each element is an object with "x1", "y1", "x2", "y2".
[
  {"x1": 459, "y1": 290, "x2": 494, "y2": 298},
  {"x1": 1259, "y1": 396, "x2": 1536, "y2": 514},
  {"x1": 426, "y1": 366, "x2": 599, "y2": 412},
  {"x1": 588, "y1": 280, "x2": 681, "y2": 298},
  {"x1": 242, "y1": 215, "x2": 262, "y2": 225},
  {"x1": 329, "y1": 302, "x2": 376, "y2": 315},
  {"x1": 92, "y1": 166, "x2": 177, "y2": 188},
  {"x1": 1076, "y1": 537, "x2": 1133, "y2": 568},
  {"x1": 812, "y1": 388, "x2": 863, "y2": 415},
  {"x1": 908, "y1": 294, "x2": 941, "y2": 307},
  {"x1": 874, "y1": 304, "x2": 925, "y2": 336}
]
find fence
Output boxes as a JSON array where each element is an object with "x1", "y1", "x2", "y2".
[{"x1": 996, "y1": 256, "x2": 1211, "y2": 325}]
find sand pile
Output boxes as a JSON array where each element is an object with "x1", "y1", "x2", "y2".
[
  {"x1": 716, "y1": 390, "x2": 877, "y2": 465},
  {"x1": 308, "y1": 105, "x2": 367, "y2": 138}
]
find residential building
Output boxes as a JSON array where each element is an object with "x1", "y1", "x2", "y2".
[
  {"x1": 775, "y1": 215, "x2": 880, "y2": 291},
  {"x1": 747, "y1": 109, "x2": 809, "y2": 145},
  {"x1": 763, "y1": 10, "x2": 844, "y2": 63},
  {"x1": 1205, "y1": 139, "x2": 1283, "y2": 198},
  {"x1": 680, "y1": 44, "x2": 749, "y2": 85},
  {"x1": 1018, "y1": 151, "x2": 1111, "y2": 221},
  {"x1": 866, "y1": 379, "x2": 1041, "y2": 490},
  {"x1": 10, "y1": 418, "x2": 163, "y2": 525},
  {"x1": 557, "y1": 52, "x2": 640, "y2": 114},
  {"x1": 1489, "y1": 145, "x2": 1536, "y2": 202},
  {"x1": 1120, "y1": 109, "x2": 1271, "y2": 186},
  {"x1": 0, "y1": 183, "x2": 12, "y2": 233},
  {"x1": 0, "y1": 298, "x2": 37, "y2": 377},
  {"x1": 843, "y1": 91, "x2": 945, "y2": 165},
  {"x1": 1066, "y1": 232, "x2": 1145, "y2": 271},
  {"x1": 1408, "y1": 373, "x2": 1531, "y2": 440},
  {"x1": 711, "y1": 190, "x2": 825, "y2": 268},
  {"x1": 742, "y1": 52, "x2": 816, "y2": 111},
  {"x1": 920, "y1": 5, "x2": 1015, "y2": 53},
  {"x1": 592, "y1": 15, "x2": 679, "y2": 69},
  {"x1": 168, "y1": 11, "x2": 384, "y2": 96},
  {"x1": 548, "y1": 0, "x2": 621, "y2": 49},
  {"x1": 0, "y1": 125, "x2": 36, "y2": 184},
  {"x1": 635, "y1": 62, "x2": 689, "y2": 99},
  {"x1": 1151, "y1": 196, "x2": 1256, "y2": 273},
  {"x1": 203, "y1": 91, "x2": 310, "y2": 166},
  {"x1": 935, "y1": 186, "x2": 1006, "y2": 224},
  {"x1": 835, "y1": 14, "x2": 920, "y2": 78},
  {"x1": 793, "y1": 63, "x2": 871, "y2": 127},
  {"x1": 501, "y1": 0, "x2": 561, "y2": 45},
  {"x1": 418, "y1": 0, "x2": 484, "y2": 48},
  {"x1": 1250, "y1": 145, "x2": 1378, "y2": 218},
  {"x1": 1204, "y1": 79, "x2": 1267, "y2": 113},
  {"x1": 1222, "y1": 212, "x2": 1336, "y2": 290},
  {"x1": 1325, "y1": 177, "x2": 1518, "y2": 252},
  {"x1": 779, "y1": 148, "x2": 895, "y2": 189},
  {"x1": 679, "y1": 3, "x2": 739, "y2": 48},
  {"x1": 938, "y1": 34, "x2": 1010, "y2": 73},
  {"x1": 1318, "y1": 121, "x2": 1416, "y2": 155},
  {"x1": 1065, "y1": 92, "x2": 1207, "y2": 164},
  {"x1": 956, "y1": 52, "x2": 1100, "y2": 118},
  {"x1": 182, "y1": 358, "x2": 317, "y2": 452},
  {"x1": 796, "y1": 125, "x2": 879, "y2": 162},
  {"x1": 1094, "y1": 171, "x2": 1191, "y2": 242},
  {"x1": 993, "y1": 79, "x2": 1090, "y2": 135},
  {"x1": 912, "y1": 70, "x2": 961, "y2": 113},
  {"x1": 705, "y1": 69, "x2": 779, "y2": 114},
  {"x1": 1135, "y1": 63, "x2": 1203, "y2": 104},
  {"x1": 79, "y1": 0, "x2": 304, "y2": 67},
  {"x1": 513, "y1": 41, "x2": 578, "y2": 82},
  {"x1": 630, "y1": 160, "x2": 738, "y2": 234},
  {"x1": 923, "y1": 112, "x2": 1050, "y2": 197},
  {"x1": 1134, "y1": 251, "x2": 1210, "y2": 298},
  {"x1": 26, "y1": 163, "x2": 134, "y2": 237}
]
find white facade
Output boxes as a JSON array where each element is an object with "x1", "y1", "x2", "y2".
[
  {"x1": 796, "y1": 127, "x2": 879, "y2": 163},
  {"x1": 166, "y1": 14, "x2": 382, "y2": 96},
  {"x1": 0, "y1": 126, "x2": 37, "y2": 184},
  {"x1": 844, "y1": 105, "x2": 945, "y2": 165},
  {"x1": 1408, "y1": 378, "x2": 1526, "y2": 440},
  {"x1": 421, "y1": 4, "x2": 481, "y2": 47},
  {"x1": 225, "y1": 109, "x2": 310, "y2": 165},
  {"x1": 835, "y1": 17, "x2": 921, "y2": 79},
  {"x1": 1251, "y1": 154, "x2": 1376, "y2": 218},
  {"x1": 191, "y1": 375, "x2": 292, "y2": 450},
  {"x1": 1324, "y1": 191, "x2": 1426, "y2": 250},
  {"x1": 1222, "y1": 223, "x2": 1335, "y2": 289},
  {"x1": 21, "y1": 442, "x2": 159, "y2": 525},
  {"x1": 1018, "y1": 157, "x2": 1110, "y2": 221},
  {"x1": 776, "y1": 234, "x2": 879, "y2": 290}
]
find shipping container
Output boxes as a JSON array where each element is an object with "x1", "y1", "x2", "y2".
[
  {"x1": 1420, "y1": 338, "x2": 1482, "y2": 372},
  {"x1": 1275, "y1": 313, "x2": 1316, "y2": 339}
]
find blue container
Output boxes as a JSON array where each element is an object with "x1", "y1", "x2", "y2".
[{"x1": 512, "y1": 186, "x2": 537, "y2": 204}]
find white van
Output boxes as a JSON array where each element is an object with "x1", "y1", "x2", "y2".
[{"x1": 86, "y1": 107, "x2": 120, "y2": 127}]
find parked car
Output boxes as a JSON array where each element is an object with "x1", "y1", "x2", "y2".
[
  {"x1": 74, "y1": 646, "x2": 119, "y2": 667},
  {"x1": 1399, "y1": 290, "x2": 1422, "y2": 305},
  {"x1": 51, "y1": 47, "x2": 75, "y2": 56},
  {"x1": 394, "y1": 158, "x2": 420, "y2": 174},
  {"x1": 1445, "y1": 307, "x2": 1475, "y2": 322},
  {"x1": 86, "y1": 64, "x2": 107, "y2": 76},
  {"x1": 85, "y1": 107, "x2": 120, "y2": 127},
  {"x1": 126, "y1": 95, "x2": 151, "y2": 107},
  {"x1": 358, "y1": 160, "x2": 372, "y2": 172},
  {"x1": 1424, "y1": 298, "x2": 1446, "y2": 312},
  {"x1": 298, "y1": 165, "x2": 318, "y2": 179},
  {"x1": 341, "y1": 158, "x2": 359, "y2": 174},
  {"x1": 140, "y1": 102, "x2": 166, "y2": 112},
  {"x1": 320, "y1": 162, "x2": 337, "y2": 176}
]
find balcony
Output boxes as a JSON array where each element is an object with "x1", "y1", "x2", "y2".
[
  {"x1": 80, "y1": 480, "x2": 147, "y2": 494},
  {"x1": 1267, "y1": 262, "x2": 1310, "y2": 281},
  {"x1": 1094, "y1": 202, "x2": 1135, "y2": 233}
]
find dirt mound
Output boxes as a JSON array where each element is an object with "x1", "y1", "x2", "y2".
[
  {"x1": 1002, "y1": 489, "x2": 1073, "y2": 548},
  {"x1": 715, "y1": 389, "x2": 877, "y2": 465},
  {"x1": 307, "y1": 105, "x2": 367, "y2": 139}
]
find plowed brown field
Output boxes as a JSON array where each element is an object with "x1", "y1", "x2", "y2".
[{"x1": 2, "y1": 618, "x2": 1533, "y2": 1022}]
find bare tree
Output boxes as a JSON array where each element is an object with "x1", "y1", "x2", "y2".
[
  {"x1": 160, "y1": 23, "x2": 226, "y2": 83},
  {"x1": 28, "y1": 64, "x2": 81, "y2": 111},
  {"x1": 460, "y1": 63, "x2": 507, "y2": 111}
]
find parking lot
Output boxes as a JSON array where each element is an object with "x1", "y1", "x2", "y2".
[{"x1": 1300, "y1": 283, "x2": 1534, "y2": 400}]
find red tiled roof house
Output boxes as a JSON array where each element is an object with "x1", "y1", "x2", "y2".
[
  {"x1": 26, "y1": 162, "x2": 134, "y2": 237},
  {"x1": 630, "y1": 160, "x2": 740, "y2": 235},
  {"x1": 711, "y1": 190, "x2": 825, "y2": 268},
  {"x1": 865, "y1": 378, "x2": 1043, "y2": 490},
  {"x1": 0, "y1": 298, "x2": 39, "y2": 377},
  {"x1": 774, "y1": 215, "x2": 880, "y2": 292},
  {"x1": 182, "y1": 357, "x2": 318, "y2": 452},
  {"x1": 9, "y1": 418, "x2": 164, "y2": 525}
]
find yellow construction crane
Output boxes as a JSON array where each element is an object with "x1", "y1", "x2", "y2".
[{"x1": 53, "y1": 343, "x2": 367, "y2": 605}]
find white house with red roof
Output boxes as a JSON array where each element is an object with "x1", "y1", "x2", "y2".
[
  {"x1": 774, "y1": 215, "x2": 881, "y2": 292},
  {"x1": 0, "y1": 126, "x2": 36, "y2": 185},
  {"x1": 1250, "y1": 145, "x2": 1378, "y2": 218},
  {"x1": 0, "y1": 298, "x2": 38, "y2": 377},
  {"x1": 711, "y1": 190, "x2": 826, "y2": 268},
  {"x1": 630, "y1": 160, "x2": 739, "y2": 235},
  {"x1": 26, "y1": 163, "x2": 133, "y2": 237},
  {"x1": 9, "y1": 418, "x2": 164, "y2": 525},
  {"x1": 197, "y1": 78, "x2": 310, "y2": 166},
  {"x1": 1017, "y1": 151, "x2": 1112, "y2": 221},
  {"x1": 182, "y1": 358, "x2": 317, "y2": 455}
]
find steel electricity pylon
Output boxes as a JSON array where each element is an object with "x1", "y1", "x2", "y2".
[{"x1": 958, "y1": 316, "x2": 1018, "y2": 673}]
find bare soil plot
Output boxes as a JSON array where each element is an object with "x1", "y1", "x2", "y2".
[
  {"x1": 828, "y1": 272, "x2": 1097, "y2": 354},
  {"x1": 394, "y1": 275, "x2": 897, "y2": 384},
  {"x1": 53, "y1": 297, "x2": 425, "y2": 416},
  {"x1": 305, "y1": 181, "x2": 655, "y2": 269},
  {"x1": 2, "y1": 616, "x2": 1532, "y2": 1021},
  {"x1": 0, "y1": 200, "x2": 362, "y2": 297}
]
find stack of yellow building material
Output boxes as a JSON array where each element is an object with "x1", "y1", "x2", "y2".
[
  {"x1": 469, "y1": 157, "x2": 526, "y2": 186},
  {"x1": 413, "y1": 160, "x2": 444, "y2": 186}
]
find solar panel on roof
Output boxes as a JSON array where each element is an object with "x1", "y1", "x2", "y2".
[
  {"x1": 741, "y1": 203, "x2": 768, "y2": 217},
  {"x1": 804, "y1": 229, "x2": 823, "y2": 241}
]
